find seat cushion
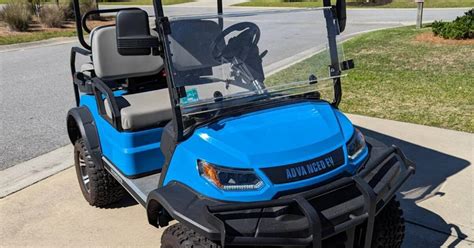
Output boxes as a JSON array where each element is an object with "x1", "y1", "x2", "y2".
[
  {"x1": 90, "y1": 26, "x2": 164, "y2": 80},
  {"x1": 105, "y1": 89, "x2": 172, "y2": 131},
  {"x1": 80, "y1": 62, "x2": 94, "y2": 77}
]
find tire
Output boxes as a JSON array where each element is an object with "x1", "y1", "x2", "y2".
[
  {"x1": 74, "y1": 138, "x2": 124, "y2": 207},
  {"x1": 161, "y1": 223, "x2": 221, "y2": 248},
  {"x1": 371, "y1": 197, "x2": 405, "y2": 248}
]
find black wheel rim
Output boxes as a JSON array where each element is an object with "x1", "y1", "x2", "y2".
[{"x1": 78, "y1": 153, "x2": 90, "y2": 193}]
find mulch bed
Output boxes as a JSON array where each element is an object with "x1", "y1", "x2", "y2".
[{"x1": 414, "y1": 32, "x2": 474, "y2": 45}]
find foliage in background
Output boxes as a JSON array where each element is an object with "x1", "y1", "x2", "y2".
[
  {"x1": 39, "y1": 5, "x2": 66, "y2": 27},
  {"x1": 61, "y1": 0, "x2": 100, "y2": 20},
  {"x1": 0, "y1": 0, "x2": 98, "y2": 34},
  {"x1": 63, "y1": 0, "x2": 76, "y2": 19},
  {"x1": 0, "y1": 1, "x2": 33, "y2": 31},
  {"x1": 79, "y1": 0, "x2": 100, "y2": 20},
  {"x1": 27, "y1": 0, "x2": 46, "y2": 17},
  {"x1": 432, "y1": 9, "x2": 473, "y2": 40}
]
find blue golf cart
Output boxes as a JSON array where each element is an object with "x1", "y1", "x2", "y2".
[{"x1": 67, "y1": 0, "x2": 415, "y2": 247}]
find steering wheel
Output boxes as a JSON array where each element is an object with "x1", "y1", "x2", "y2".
[{"x1": 211, "y1": 22, "x2": 261, "y2": 61}]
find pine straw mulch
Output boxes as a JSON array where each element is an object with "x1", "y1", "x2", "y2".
[{"x1": 414, "y1": 32, "x2": 474, "y2": 45}]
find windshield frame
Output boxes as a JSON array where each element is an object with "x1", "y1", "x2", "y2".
[{"x1": 152, "y1": 1, "x2": 344, "y2": 142}]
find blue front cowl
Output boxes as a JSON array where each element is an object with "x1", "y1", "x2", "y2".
[
  {"x1": 164, "y1": 101, "x2": 359, "y2": 202},
  {"x1": 190, "y1": 101, "x2": 346, "y2": 169}
]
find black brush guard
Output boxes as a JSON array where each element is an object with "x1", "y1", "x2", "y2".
[{"x1": 148, "y1": 138, "x2": 415, "y2": 248}]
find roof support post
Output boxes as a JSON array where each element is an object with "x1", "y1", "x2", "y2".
[{"x1": 217, "y1": 0, "x2": 223, "y2": 14}]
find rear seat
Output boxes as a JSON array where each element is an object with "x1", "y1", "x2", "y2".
[
  {"x1": 105, "y1": 89, "x2": 172, "y2": 131},
  {"x1": 87, "y1": 25, "x2": 172, "y2": 131}
]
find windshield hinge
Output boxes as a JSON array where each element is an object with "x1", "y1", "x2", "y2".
[
  {"x1": 177, "y1": 86, "x2": 187, "y2": 98},
  {"x1": 340, "y1": 59, "x2": 355, "y2": 71},
  {"x1": 158, "y1": 17, "x2": 171, "y2": 35}
]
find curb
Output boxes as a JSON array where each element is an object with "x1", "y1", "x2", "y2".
[{"x1": 0, "y1": 145, "x2": 73, "y2": 198}]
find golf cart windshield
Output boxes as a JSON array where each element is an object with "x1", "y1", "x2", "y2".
[{"x1": 166, "y1": 8, "x2": 345, "y2": 117}]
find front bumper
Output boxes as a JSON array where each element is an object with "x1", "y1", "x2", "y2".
[{"x1": 148, "y1": 137, "x2": 415, "y2": 248}]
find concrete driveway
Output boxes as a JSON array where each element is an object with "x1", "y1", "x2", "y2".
[{"x1": 1, "y1": 115, "x2": 472, "y2": 247}]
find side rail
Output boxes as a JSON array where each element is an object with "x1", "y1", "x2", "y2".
[
  {"x1": 70, "y1": 47, "x2": 92, "y2": 106},
  {"x1": 81, "y1": 7, "x2": 142, "y2": 34},
  {"x1": 70, "y1": 48, "x2": 123, "y2": 132},
  {"x1": 92, "y1": 78, "x2": 123, "y2": 131}
]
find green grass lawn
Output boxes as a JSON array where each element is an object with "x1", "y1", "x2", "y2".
[
  {"x1": 267, "y1": 27, "x2": 474, "y2": 132},
  {"x1": 237, "y1": 0, "x2": 474, "y2": 8},
  {"x1": 0, "y1": 30, "x2": 77, "y2": 45}
]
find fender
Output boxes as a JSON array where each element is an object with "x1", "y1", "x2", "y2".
[{"x1": 67, "y1": 106, "x2": 103, "y2": 166}]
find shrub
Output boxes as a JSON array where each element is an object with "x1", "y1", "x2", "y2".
[
  {"x1": 39, "y1": 5, "x2": 66, "y2": 28},
  {"x1": 80, "y1": 0, "x2": 100, "y2": 20},
  {"x1": 63, "y1": 1, "x2": 75, "y2": 20},
  {"x1": 62, "y1": 0, "x2": 99, "y2": 20},
  {"x1": 0, "y1": 2, "x2": 33, "y2": 32},
  {"x1": 432, "y1": 9, "x2": 473, "y2": 40},
  {"x1": 27, "y1": 0, "x2": 46, "y2": 17}
]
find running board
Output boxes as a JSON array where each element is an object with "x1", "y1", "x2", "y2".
[{"x1": 102, "y1": 157, "x2": 161, "y2": 207}]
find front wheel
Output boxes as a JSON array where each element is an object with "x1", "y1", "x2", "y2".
[
  {"x1": 160, "y1": 199, "x2": 405, "y2": 248},
  {"x1": 371, "y1": 197, "x2": 405, "y2": 248},
  {"x1": 74, "y1": 138, "x2": 124, "y2": 207},
  {"x1": 161, "y1": 223, "x2": 221, "y2": 248}
]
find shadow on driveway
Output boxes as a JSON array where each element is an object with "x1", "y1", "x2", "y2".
[
  {"x1": 359, "y1": 127, "x2": 471, "y2": 247},
  {"x1": 103, "y1": 194, "x2": 139, "y2": 209}
]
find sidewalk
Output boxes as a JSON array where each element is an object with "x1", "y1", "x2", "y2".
[{"x1": 0, "y1": 115, "x2": 472, "y2": 247}]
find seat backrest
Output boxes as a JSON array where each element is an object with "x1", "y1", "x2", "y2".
[{"x1": 90, "y1": 26, "x2": 164, "y2": 80}]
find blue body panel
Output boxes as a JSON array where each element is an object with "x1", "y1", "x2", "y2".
[
  {"x1": 80, "y1": 94, "x2": 164, "y2": 177},
  {"x1": 80, "y1": 92, "x2": 366, "y2": 200},
  {"x1": 163, "y1": 101, "x2": 368, "y2": 202}
]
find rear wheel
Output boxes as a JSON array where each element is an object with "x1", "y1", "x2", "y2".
[
  {"x1": 161, "y1": 223, "x2": 221, "y2": 248},
  {"x1": 74, "y1": 138, "x2": 124, "y2": 207},
  {"x1": 371, "y1": 197, "x2": 405, "y2": 248}
]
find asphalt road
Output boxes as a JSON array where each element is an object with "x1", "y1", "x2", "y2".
[{"x1": 0, "y1": 7, "x2": 470, "y2": 170}]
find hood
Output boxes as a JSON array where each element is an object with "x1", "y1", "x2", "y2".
[{"x1": 186, "y1": 101, "x2": 347, "y2": 169}]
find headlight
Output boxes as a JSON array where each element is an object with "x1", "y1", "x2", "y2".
[
  {"x1": 198, "y1": 161, "x2": 264, "y2": 191},
  {"x1": 346, "y1": 128, "x2": 366, "y2": 160}
]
